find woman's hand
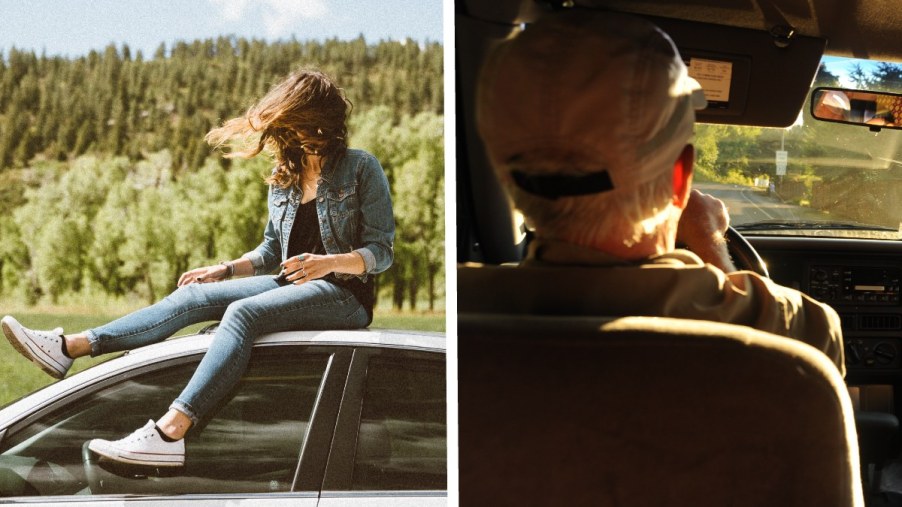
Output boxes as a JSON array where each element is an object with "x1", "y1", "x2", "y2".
[
  {"x1": 279, "y1": 252, "x2": 365, "y2": 286},
  {"x1": 280, "y1": 254, "x2": 334, "y2": 285},
  {"x1": 178, "y1": 264, "x2": 230, "y2": 287}
]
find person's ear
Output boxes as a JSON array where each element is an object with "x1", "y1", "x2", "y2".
[{"x1": 672, "y1": 144, "x2": 694, "y2": 208}]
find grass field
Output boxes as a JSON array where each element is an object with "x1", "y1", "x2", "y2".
[{"x1": 0, "y1": 308, "x2": 445, "y2": 408}]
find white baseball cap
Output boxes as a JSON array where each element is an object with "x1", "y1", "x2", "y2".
[{"x1": 478, "y1": 10, "x2": 708, "y2": 199}]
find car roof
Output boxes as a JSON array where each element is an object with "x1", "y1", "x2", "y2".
[{"x1": 0, "y1": 328, "x2": 444, "y2": 429}]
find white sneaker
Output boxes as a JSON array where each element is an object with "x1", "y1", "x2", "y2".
[
  {"x1": 88, "y1": 420, "x2": 185, "y2": 467},
  {"x1": 2, "y1": 315, "x2": 73, "y2": 380}
]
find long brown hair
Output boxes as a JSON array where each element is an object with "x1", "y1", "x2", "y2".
[{"x1": 205, "y1": 69, "x2": 351, "y2": 188}]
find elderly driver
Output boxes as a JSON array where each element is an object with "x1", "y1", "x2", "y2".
[{"x1": 477, "y1": 10, "x2": 844, "y2": 374}]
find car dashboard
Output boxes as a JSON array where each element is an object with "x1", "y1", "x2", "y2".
[{"x1": 751, "y1": 236, "x2": 902, "y2": 382}]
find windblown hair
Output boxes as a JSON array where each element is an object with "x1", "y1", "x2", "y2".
[{"x1": 206, "y1": 69, "x2": 351, "y2": 189}]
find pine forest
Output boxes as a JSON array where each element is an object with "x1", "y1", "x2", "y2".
[{"x1": 0, "y1": 36, "x2": 444, "y2": 311}]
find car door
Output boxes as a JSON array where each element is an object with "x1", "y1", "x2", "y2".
[
  {"x1": 0, "y1": 343, "x2": 351, "y2": 505},
  {"x1": 318, "y1": 347, "x2": 447, "y2": 506}
]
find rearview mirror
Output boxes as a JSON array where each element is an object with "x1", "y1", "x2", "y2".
[{"x1": 811, "y1": 87, "x2": 902, "y2": 131}]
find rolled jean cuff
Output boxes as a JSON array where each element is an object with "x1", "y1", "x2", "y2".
[
  {"x1": 241, "y1": 251, "x2": 267, "y2": 275},
  {"x1": 354, "y1": 247, "x2": 376, "y2": 273},
  {"x1": 170, "y1": 400, "x2": 200, "y2": 426},
  {"x1": 84, "y1": 329, "x2": 103, "y2": 358}
]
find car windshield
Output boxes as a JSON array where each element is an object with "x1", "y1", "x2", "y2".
[{"x1": 699, "y1": 55, "x2": 902, "y2": 239}]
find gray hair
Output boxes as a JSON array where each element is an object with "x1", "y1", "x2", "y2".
[{"x1": 500, "y1": 154, "x2": 677, "y2": 247}]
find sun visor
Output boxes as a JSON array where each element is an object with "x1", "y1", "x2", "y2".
[
  {"x1": 647, "y1": 15, "x2": 826, "y2": 128},
  {"x1": 458, "y1": 0, "x2": 547, "y2": 25}
]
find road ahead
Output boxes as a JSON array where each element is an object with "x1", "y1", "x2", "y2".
[{"x1": 694, "y1": 182, "x2": 832, "y2": 226}]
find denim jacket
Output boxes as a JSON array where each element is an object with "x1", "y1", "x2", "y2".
[{"x1": 242, "y1": 149, "x2": 395, "y2": 281}]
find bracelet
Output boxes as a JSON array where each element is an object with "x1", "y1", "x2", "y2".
[{"x1": 220, "y1": 261, "x2": 235, "y2": 279}]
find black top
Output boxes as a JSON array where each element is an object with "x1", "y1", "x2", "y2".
[{"x1": 287, "y1": 199, "x2": 375, "y2": 322}]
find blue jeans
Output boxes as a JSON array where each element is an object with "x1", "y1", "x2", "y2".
[{"x1": 85, "y1": 276, "x2": 369, "y2": 424}]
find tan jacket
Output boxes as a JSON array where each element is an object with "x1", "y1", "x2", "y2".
[{"x1": 465, "y1": 240, "x2": 845, "y2": 376}]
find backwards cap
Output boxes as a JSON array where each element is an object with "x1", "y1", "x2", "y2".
[{"x1": 477, "y1": 10, "x2": 707, "y2": 199}]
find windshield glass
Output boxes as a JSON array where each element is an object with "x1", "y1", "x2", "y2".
[{"x1": 698, "y1": 56, "x2": 902, "y2": 239}]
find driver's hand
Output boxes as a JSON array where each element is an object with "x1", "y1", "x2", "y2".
[
  {"x1": 677, "y1": 190, "x2": 729, "y2": 247},
  {"x1": 676, "y1": 190, "x2": 735, "y2": 272}
]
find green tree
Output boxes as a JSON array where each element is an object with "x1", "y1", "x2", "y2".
[
  {"x1": 0, "y1": 36, "x2": 444, "y2": 309},
  {"x1": 390, "y1": 112, "x2": 444, "y2": 309}
]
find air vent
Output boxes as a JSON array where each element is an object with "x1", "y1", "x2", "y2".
[
  {"x1": 859, "y1": 314, "x2": 902, "y2": 331},
  {"x1": 838, "y1": 313, "x2": 857, "y2": 331}
]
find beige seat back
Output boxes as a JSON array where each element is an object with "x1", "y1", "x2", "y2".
[{"x1": 459, "y1": 271, "x2": 863, "y2": 506}]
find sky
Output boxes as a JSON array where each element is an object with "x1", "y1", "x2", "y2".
[
  {"x1": 822, "y1": 55, "x2": 880, "y2": 87},
  {"x1": 0, "y1": 0, "x2": 443, "y2": 58}
]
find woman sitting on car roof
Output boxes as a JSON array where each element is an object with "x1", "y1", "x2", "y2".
[{"x1": 2, "y1": 69, "x2": 395, "y2": 467}]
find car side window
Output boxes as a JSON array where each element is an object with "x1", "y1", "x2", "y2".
[
  {"x1": 352, "y1": 355, "x2": 446, "y2": 490},
  {"x1": 0, "y1": 346, "x2": 329, "y2": 497}
]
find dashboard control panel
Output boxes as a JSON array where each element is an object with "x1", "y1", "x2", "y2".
[
  {"x1": 752, "y1": 238, "x2": 902, "y2": 374},
  {"x1": 846, "y1": 338, "x2": 900, "y2": 370},
  {"x1": 809, "y1": 265, "x2": 901, "y2": 305}
]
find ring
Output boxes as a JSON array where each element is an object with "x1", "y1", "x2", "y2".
[{"x1": 300, "y1": 268, "x2": 308, "y2": 278}]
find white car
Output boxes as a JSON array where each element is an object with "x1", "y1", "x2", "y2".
[{"x1": 0, "y1": 327, "x2": 446, "y2": 506}]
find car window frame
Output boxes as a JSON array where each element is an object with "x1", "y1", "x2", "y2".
[
  {"x1": 320, "y1": 346, "x2": 447, "y2": 496},
  {"x1": 289, "y1": 344, "x2": 352, "y2": 492},
  {"x1": 0, "y1": 353, "x2": 203, "y2": 444},
  {"x1": 0, "y1": 341, "x2": 354, "y2": 499}
]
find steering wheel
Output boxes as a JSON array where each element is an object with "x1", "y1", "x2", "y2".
[{"x1": 725, "y1": 226, "x2": 769, "y2": 278}]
